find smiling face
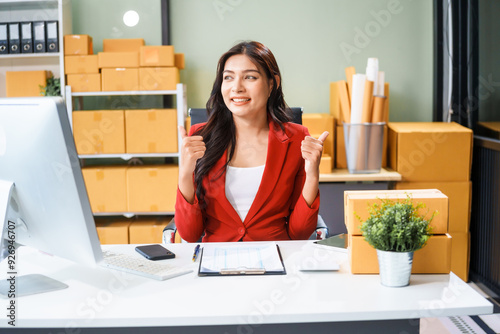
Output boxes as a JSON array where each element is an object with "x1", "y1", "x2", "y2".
[{"x1": 221, "y1": 54, "x2": 273, "y2": 121}]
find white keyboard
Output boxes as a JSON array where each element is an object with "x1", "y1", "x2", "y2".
[{"x1": 101, "y1": 251, "x2": 193, "y2": 281}]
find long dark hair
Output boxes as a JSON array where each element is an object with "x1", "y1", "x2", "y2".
[{"x1": 194, "y1": 41, "x2": 291, "y2": 212}]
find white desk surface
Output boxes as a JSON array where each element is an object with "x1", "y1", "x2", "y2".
[{"x1": 0, "y1": 240, "x2": 493, "y2": 329}]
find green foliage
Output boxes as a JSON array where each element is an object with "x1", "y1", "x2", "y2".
[
  {"x1": 39, "y1": 76, "x2": 61, "y2": 96},
  {"x1": 359, "y1": 195, "x2": 436, "y2": 252}
]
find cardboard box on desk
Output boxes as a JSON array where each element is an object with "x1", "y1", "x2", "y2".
[
  {"x1": 129, "y1": 217, "x2": 172, "y2": 244},
  {"x1": 98, "y1": 52, "x2": 140, "y2": 68},
  {"x1": 101, "y1": 68, "x2": 139, "y2": 91},
  {"x1": 344, "y1": 189, "x2": 449, "y2": 235},
  {"x1": 95, "y1": 217, "x2": 131, "y2": 244},
  {"x1": 349, "y1": 234, "x2": 452, "y2": 274},
  {"x1": 139, "y1": 46, "x2": 175, "y2": 67},
  {"x1": 64, "y1": 35, "x2": 93, "y2": 55},
  {"x1": 449, "y1": 232, "x2": 470, "y2": 282},
  {"x1": 103, "y1": 38, "x2": 145, "y2": 52},
  {"x1": 6, "y1": 70, "x2": 50, "y2": 97},
  {"x1": 388, "y1": 122, "x2": 473, "y2": 182},
  {"x1": 125, "y1": 108, "x2": 178, "y2": 153},
  {"x1": 67, "y1": 73, "x2": 101, "y2": 92},
  {"x1": 139, "y1": 67, "x2": 179, "y2": 91},
  {"x1": 82, "y1": 166, "x2": 128, "y2": 213},
  {"x1": 395, "y1": 181, "x2": 471, "y2": 233},
  {"x1": 73, "y1": 110, "x2": 125, "y2": 154},
  {"x1": 127, "y1": 165, "x2": 179, "y2": 212},
  {"x1": 65, "y1": 55, "x2": 99, "y2": 74}
]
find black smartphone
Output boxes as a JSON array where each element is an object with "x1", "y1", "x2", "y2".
[{"x1": 135, "y1": 244, "x2": 175, "y2": 261}]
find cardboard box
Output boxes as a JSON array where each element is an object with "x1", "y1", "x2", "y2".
[
  {"x1": 302, "y1": 113, "x2": 335, "y2": 158},
  {"x1": 95, "y1": 218, "x2": 130, "y2": 244},
  {"x1": 129, "y1": 217, "x2": 172, "y2": 244},
  {"x1": 82, "y1": 166, "x2": 128, "y2": 213},
  {"x1": 73, "y1": 110, "x2": 125, "y2": 154},
  {"x1": 98, "y1": 52, "x2": 140, "y2": 68},
  {"x1": 344, "y1": 189, "x2": 449, "y2": 235},
  {"x1": 319, "y1": 155, "x2": 333, "y2": 174},
  {"x1": 349, "y1": 234, "x2": 452, "y2": 274},
  {"x1": 449, "y1": 232, "x2": 470, "y2": 282},
  {"x1": 65, "y1": 55, "x2": 99, "y2": 74},
  {"x1": 64, "y1": 34, "x2": 93, "y2": 55},
  {"x1": 388, "y1": 122, "x2": 473, "y2": 182},
  {"x1": 139, "y1": 45, "x2": 175, "y2": 67},
  {"x1": 175, "y1": 53, "x2": 185, "y2": 70},
  {"x1": 127, "y1": 165, "x2": 179, "y2": 212},
  {"x1": 395, "y1": 181, "x2": 471, "y2": 233},
  {"x1": 101, "y1": 68, "x2": 139, "y2": 91},
  {"x1": 139, "y1": 67, "x2": 179, "y2": 91},
  {"x1": 6, "y1": 70, "x2": 49, "y2": 97},
  {"x1": 125, "y1": 109, "x2": 178, "y2": 153},
  {"x1": 67, "y1": 73, "x2": 101, "y2": 92},
  {"x1": 103, "y1": 38, "x2": 145, "y2": 52},
  {"x1": 477, "y1": 122, "x2": 500, "y2": 140}
]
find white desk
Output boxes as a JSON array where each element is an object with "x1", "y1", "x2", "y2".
[{"x1": 0, "y1": 241, "x2": 493, "y2": 333}]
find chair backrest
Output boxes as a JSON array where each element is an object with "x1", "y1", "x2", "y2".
[{"x1": 188, "y1": 107, "x2": 303, "y2": 125}]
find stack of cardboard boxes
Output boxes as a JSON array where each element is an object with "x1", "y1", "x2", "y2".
[
  {"x1": 64, "y1": 35, "x2": 184, "y2": 92},
  {"x1": 344, "y1": 189, "x2": 452, "y2": 275},
  {"x1": 388, "y1": 122, "x2": 474, "y2": 282},
  {"x1": 65, "y1": 36, "x2": 185, "y2": 244},
  {"x1": 95, "y1": 216, "x2": 173, "y2": 244}
]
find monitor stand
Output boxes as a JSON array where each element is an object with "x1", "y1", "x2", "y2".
[{"x1": 0, "y1": 180, "x2": 68, "y2": 297}]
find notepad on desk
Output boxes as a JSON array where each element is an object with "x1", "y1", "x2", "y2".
[{"x1": 198, "y1": 242, "x2": 286, "y2": 276}]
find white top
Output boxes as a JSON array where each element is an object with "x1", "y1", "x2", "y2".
[{"x1": 225, "y1": 165, "x2": 265, "y2": 221}]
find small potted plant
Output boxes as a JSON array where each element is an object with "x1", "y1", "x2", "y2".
[
  {"x1": 39, "y1": 75, "x2": 61, "y2": 96},
  {"x1": 359, "y1": 195, "x2": 436, "y2": 287}
]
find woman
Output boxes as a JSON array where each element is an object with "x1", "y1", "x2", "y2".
[{"x1": 175, "y1": 41, "x2": 328, "y2": 242}]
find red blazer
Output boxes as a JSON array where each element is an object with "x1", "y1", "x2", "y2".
[{"x1": 174, "y1": 119, "x2": 319, "y2": 242}]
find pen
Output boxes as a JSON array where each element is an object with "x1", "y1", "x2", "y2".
[{"x1": 192, "y1": 244, "x2": 200, "y2": 262}]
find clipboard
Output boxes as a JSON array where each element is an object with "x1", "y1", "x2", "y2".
[{"x1": 198, "y1": 243, "x2": 286, "y2": 276}]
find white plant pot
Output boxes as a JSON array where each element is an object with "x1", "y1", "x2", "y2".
[{"x1": 376, "y1": 250, "x2": 414, "y2": 287}]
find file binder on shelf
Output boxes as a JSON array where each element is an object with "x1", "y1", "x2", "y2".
[
  {"x1": 46, "y1": 21, "x2": 58, "y2": 53},
  {"x1": 0, "y1": 23, "x2": 8, "y2": 54},
  {"x1": 21, "y1": 22, "x2": 33, "y2": 53},
  {"x1": 33, "y1": 21, "x2": 46, "y2": 53},
  {"x1": 8, "y1": 22, "x2": 20, "y2": 54}
]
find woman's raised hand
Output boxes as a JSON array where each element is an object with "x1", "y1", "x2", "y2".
[
  {"x1": 179, "y1": 125, "x2": 206, "y2": 176},
  {"x1": 301, "y1": 131, "x2": 329, "y2": 176}
]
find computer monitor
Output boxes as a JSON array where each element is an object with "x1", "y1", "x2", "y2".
[{"x1": 0, "y1": 97, "x2": 103, "y2": 295}]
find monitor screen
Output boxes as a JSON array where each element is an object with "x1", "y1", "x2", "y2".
[{"x1": 0, "y1": 97, "x2": 103, "y2": 268}]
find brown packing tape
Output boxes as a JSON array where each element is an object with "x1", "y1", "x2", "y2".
[
  {"x1": 148, "y1": 110, "x2": 157, "y2": 121},
  {"x1": 337, "y1": 80, "x2": 351, "y2": 124}
]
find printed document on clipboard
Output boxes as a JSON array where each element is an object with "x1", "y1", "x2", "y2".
[{"x1": 198, "y1": 242, "x2": 286, "y2": 276}]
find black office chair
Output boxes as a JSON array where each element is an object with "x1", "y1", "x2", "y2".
[{"x1": 162, "y1": 107, "x2": 328, "y2": 243}]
